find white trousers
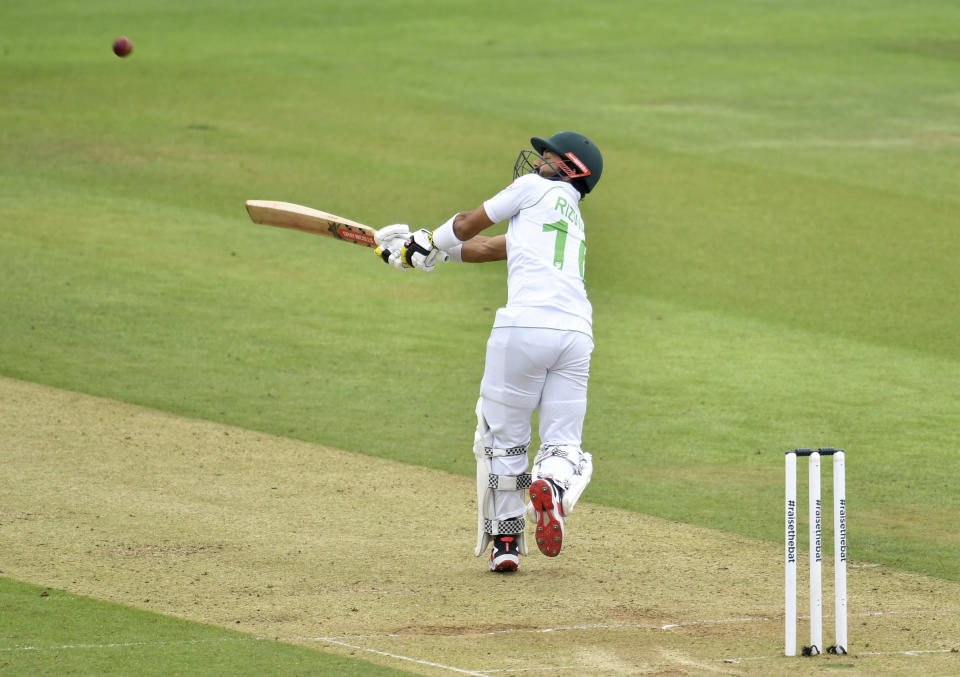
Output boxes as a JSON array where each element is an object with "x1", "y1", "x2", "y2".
[{"x1": 479, "y1": 327, "x2": 594, "y2": 520}]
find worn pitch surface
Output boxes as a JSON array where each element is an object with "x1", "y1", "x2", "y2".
[{"x1": 2, "y1": 377, "x2": 957, "y2": 676}]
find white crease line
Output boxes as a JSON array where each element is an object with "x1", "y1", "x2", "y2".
[
  {"x1": 662, "y1": 615, "x2": 775, "y2": 630},
  {"x1": 484, "y1": 622, "x2": 657, "y2": 635},
  {"x1": 307, "y1": 637, "x2": 490, "y2": 676},
  {"x1": 293, "y1": 610, "x2": 925, "y2": 642},
  {"x1": 313, "y1": 610, "x2": 925, "y2": 640},
  {"x1": 861, "y1": 649, "x2": 957, "y2": 657},
  {"x1": 716, "y1": 654, "x2": 781, "y2": 663}
]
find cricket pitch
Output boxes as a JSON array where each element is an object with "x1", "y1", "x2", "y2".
[{"x1": 1, "y1": 377, "x2": 957, "y2": 676}]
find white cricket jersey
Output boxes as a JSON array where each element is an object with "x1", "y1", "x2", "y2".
[{"x1": 483, "y1": 174, "x2": 592, "y2": 338}]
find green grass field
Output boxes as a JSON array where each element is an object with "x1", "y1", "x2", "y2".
[
  {"x1": 2, "y1": 0, "x2": 959, "y2": 673},
  {"x1": 0, "y1": 579, "x2": 413, "y2": 676}
]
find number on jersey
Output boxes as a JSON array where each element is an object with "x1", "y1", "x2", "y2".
[{"x1": 542, "y1": 220, "x2": 586, "y2": 278}]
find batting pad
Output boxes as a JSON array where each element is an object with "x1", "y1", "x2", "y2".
[
  {"x1": 473, "y1": 398, "x2": 529, "y2": 557},
  {"x1": 531, "y1": 444, "x2": 593, "y2": 516}
]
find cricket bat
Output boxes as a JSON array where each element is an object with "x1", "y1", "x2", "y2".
[{"x1": 245, "y1": 200, "x2": 377, "y2": 247}]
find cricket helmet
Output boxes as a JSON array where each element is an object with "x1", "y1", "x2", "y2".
[{"x1": 531, "y1": 131, "x2": 603, "y2": 194}]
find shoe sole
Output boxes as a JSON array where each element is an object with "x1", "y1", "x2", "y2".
[
  {"x1": 530, "y1": 479, "x2": 564, "y2": 557},
  {"x1": 490, "y1": 554, "x2": 519, "y2": 572}
]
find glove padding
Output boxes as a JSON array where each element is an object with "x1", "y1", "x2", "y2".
[
  {"x1": 374, "y1": 224, "x2": 411, "y2": 271},
  {"x1": 375, "y1": 224, "x2": 411, "y2": 248},
  {"x1": 402, "y1": 228, "x2": 449, "y2": 272}
]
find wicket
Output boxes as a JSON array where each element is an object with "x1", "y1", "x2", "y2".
[{"x1": 785, "y1": 447, "x2": 847, "y2": 656}]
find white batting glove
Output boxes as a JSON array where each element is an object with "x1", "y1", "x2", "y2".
[
  {"x1": 375, "y1": 224, "x2": 411, "y2": 248},
  {"x1": 401, "y1": 229, "x2": 449, "y2": 272},
  {"x1": 374, "y1": 224, "x2": 412, "y2": 271}
]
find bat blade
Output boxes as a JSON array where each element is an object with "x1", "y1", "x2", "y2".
[{"x1": 245, "y1": 200, "x2": 377, "y2": 247}]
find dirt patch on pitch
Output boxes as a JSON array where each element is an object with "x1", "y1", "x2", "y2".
[{"x1": 1, "y1": 376, "x2": 958, "y2": 676}]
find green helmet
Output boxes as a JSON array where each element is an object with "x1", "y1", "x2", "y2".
[{"x1": 530, "y1": 131, "x2": 603, "y2": 194}]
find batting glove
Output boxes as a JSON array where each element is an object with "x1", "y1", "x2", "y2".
[
  {"x1": 402, "y1": 229, "x2": 448, "y2": 272},
  {"x1": 375, "y1": 224, "x2": 411, "y2": 249},
  {"x1": 374, "y1": 224, "x2": 412, "y2": 271}
]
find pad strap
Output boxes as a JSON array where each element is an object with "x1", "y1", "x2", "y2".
[
  {"x1": 484, "y1": 516, "x2": 526, "y2": 536},
  {"x1": 533, "y1": 445, "x2": 589, "y2": 489},
  {"x1": 531, "y1": 445, "x2": 593, "y2": 515},
  {"x1": 488, "y1": 472, "x2": 532, "y2": 491},
  {"x1": 533, "y1": 445, "x2": 574, "y2": 463},
  {"x1": 484, "y1": 445, "x2": 528, "y2": 458}
]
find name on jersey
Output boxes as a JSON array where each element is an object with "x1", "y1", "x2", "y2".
[{"x1": 554, "y1": 196, "x2": 584, "y2": 231}]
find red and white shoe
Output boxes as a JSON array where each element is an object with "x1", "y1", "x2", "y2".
[
  {"x1": 489, "y1": 535, "x2": 520, "y2": 572},
  {"x1": 530, "y1": 478, "x2": 565, "y2": 557}
]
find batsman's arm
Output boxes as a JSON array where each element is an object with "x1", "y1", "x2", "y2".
[
  {"x1": 461, "y1": 234, "x2": 506, "y2": 263},
  {"x1": 450, "y1": 205, "x2": 495, "y2": 241},
  {"x1": 432, "y1": 204, "x2": 505, "y2": 262}
]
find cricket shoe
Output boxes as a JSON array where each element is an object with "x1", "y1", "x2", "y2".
[
  {"x1": 489, "y1": 534, "x2": 520, "y2": 572},
  {"x1": 530, "y1": 478, "x2": 565, "y2": 557}
]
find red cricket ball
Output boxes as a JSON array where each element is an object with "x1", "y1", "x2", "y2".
[{"x1": 113, "y1": 36, "x2": 133, "y2": 58}]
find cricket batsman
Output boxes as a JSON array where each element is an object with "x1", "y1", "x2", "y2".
[{"x1": 375, "y1": 132, "x2": 603, "y2": 572}]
